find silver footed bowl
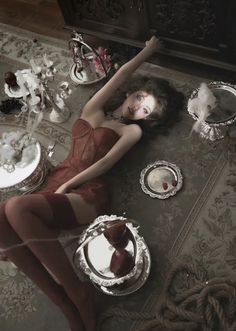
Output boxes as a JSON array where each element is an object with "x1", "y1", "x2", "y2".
[{"x1": 188, "y1": 81, "x2": 236, "y2": 127}]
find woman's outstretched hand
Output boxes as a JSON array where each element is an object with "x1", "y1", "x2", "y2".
[{"x1": 145, "y1": 36, "x2": 162, "y2": 53}]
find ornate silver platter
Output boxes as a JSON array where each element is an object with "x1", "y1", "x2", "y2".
[
  {"x1": 0, "y1": 142, "x2": 48, "y2": 200},
  {"x1": 140, "y1": 160, "x2": 183, "y2": 199},
  {"x1": 188, "y1": 81, "x2": 236, "y2": 140},
  {"x1": 73, "y1": 215, "x2": 151, "y2": 296}
]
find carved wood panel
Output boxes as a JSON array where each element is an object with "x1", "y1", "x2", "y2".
[
  {"x1": 57, "y1": 0, "x2": 236, "y2": 70},
  {"x1": 73, "y1": 0, "x2": 126, "y2": 20},
  {"x1": 146, "y1": 0, "x2": 217, "y2": 47},
  {"x1": 67, "y1": 0, "x2": 148, "y2": 40}
]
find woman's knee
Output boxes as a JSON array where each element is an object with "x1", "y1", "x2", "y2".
[
  {"x1": 4, "y1": 196, "x2": 40, "y2": 235},
  {"x1": 5, "y1": 196, "x2": 25, "y2": 218},
  {"x1": 5, "y1": 195, "x2": 56, "y2": 230}
]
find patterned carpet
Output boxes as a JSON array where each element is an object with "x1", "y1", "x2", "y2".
[{"x1": 0, "y1": 23, "x2": 236, "y2": 331}]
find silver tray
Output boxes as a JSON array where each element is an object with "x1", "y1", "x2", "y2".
[
  {"x1": 73, "y1": 215, "x2": 151, "y2": 296},
  {"x1": 140, "y1": 160, "x2": 183, "y2": 199},
  {"x1": 188, "y1": 81, "x2": 236, "y2": 126}
]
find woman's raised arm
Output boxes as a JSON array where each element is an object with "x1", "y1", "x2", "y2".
[{"x1": 82, "y1": 36, "x2": 161, "y2": 116}]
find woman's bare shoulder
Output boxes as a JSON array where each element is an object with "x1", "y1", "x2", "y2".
[
  {"x1": 121, "y1": 123, "x2": 142, "y2": 140},
  {"x1": 81, "y1": 99, "x2": 107, "y2": 119}
]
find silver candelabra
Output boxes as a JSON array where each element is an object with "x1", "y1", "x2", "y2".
[{"x1": 28, "y1": 55, "x2": 72, "y2": 123}]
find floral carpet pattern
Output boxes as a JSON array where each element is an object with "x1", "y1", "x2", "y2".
[
  {"x1": 170, "y1": 158, "x2": 236, "y2": 279},
  {"x1": 0, "y1": 23, "x2": 71, "y2": 77},
  {"x1": 0, "y1": 23, "x2": 236, "y2": 331}
]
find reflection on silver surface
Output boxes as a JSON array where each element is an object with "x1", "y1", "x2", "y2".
[
  {"x1": 95, "y1": 245, "x2": 151, "y2": 296},
  {"x1": 140, "y1": 160, "x2": 183, "y2": 199},
  {"x1": 73, "y1": 215, "x2": 151, "y2": 296},
  {"x1": 85, "y1": 234, "x2": 135, "y2": 278}
]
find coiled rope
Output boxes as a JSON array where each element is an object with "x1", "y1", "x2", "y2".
[{"x1": 99, "y1": 262, "x2": 236, "y2": 331}]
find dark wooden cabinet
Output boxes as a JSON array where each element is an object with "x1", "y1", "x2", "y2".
[{"x1": 57, "y1": 0, "x2": 236, "y2": 73}]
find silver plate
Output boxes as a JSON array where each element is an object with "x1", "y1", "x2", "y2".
[
  {"x1": 73, "y1": 215, "x2": 151, "y2": 295},
  {"x1": 140, "y1": 160, "x2": 183, "y2": 199},
  {"x1": 188, "y1": 81, "x2": 236, "y2": 126}
]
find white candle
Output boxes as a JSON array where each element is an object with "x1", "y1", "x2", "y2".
[
  {"x1": 16, "y1": 70, "x2": 25, "y2": 86},
  {"x1": 16, "y1": 70, "x2": 28, "y2": 99},
  {"x1": 30, "y1": 88, "x2": 36, "y2": 101}
]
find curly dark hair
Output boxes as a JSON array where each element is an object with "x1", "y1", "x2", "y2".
[{"x1": 105, "y1": 75, "x2": 185, "y2": 138}]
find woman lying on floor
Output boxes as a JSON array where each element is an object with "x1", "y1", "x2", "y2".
[{"x1": 0, "y1": 36, "x2": 184, "y2": 331}]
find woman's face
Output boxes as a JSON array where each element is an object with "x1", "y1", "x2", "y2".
[{"x1": 121, "y1": 91, "x2": 158, "y2": 120}]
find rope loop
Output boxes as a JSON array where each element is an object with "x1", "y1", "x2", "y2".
[{"x1": 98, "y1": 261, "x2": 236, "y2": 331}]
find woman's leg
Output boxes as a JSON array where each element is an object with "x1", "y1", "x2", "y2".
[
  {"x1": 0, "y1": 201, "x2": 84, "y2": 331},
  {"x1": 0, "y1": 194, "x2": 96, "y2": 331}
]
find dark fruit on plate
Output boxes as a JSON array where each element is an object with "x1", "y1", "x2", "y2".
[
  {"x1": 104, "y1": 221, "x2": 130, "y2": 248},
  {"x1": 4, "y1": 72, "x2": 19, "y2": 88},
  {"x1": 172, "y1": 179, "x2": 177, "y2": 187},
  {"x1": 110, "y1": 248, "x2": 135, "y2": 276},
  {"x1": 162, "y1": 182, "x2": 168, "y2": 190}
]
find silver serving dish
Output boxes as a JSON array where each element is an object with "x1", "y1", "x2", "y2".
[
  {"x1": 188, "y1": 81, "x2": 236, "y2": 140},
  {"x1": 140, "y1": 160, "x2": 183, "y2": 199},
  {"x1": 73, "y1": 215, "x2": 151, "y2": 296},
  {"x1": 0, "y1": 142, "x2": 48, "y2": 200}
]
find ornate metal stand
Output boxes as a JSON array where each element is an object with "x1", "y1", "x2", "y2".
[{"x1": 69, "y1": 31, "x2": 111, "y2": 85}]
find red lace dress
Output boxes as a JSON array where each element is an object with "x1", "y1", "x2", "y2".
[{"x1": 39, "y1": 118, "x2": 120, "y2": 228}]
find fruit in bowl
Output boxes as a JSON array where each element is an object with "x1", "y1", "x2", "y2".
[
  {"x1": 104, "y1": 221, "x2": 131, "y2": 249},
  {"x1": 110, "y1": 248, "x2": 135, "y2": 277}
]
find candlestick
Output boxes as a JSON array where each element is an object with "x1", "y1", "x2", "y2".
[{"x1": 58, "y1": 81, "x2": 72, "y2": 99}]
